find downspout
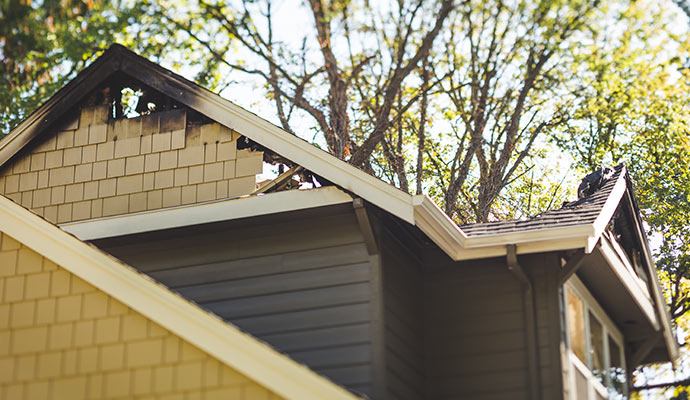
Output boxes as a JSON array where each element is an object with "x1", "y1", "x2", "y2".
[{"x1": 507, "y1": 244, "x2": 542, "y2": 400}]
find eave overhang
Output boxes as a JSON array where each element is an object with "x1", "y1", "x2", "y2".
[{"x1": 60, "y1": 186, "x2": 353, "y2": 240}]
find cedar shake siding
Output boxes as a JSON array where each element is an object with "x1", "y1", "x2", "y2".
[
  {"x1": 0, "y1": 231, "x2": 282, "y2": 399},
  {"x1": 92, "y1": 205, "x2": 378, "y2": 397},
  {"x1": 0, "y1": 106, "x2": 262, "y2": 224}
]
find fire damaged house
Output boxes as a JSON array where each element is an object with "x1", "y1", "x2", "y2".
[{"x1": 0, "y1": 44, "x2": 678, "y2": 399}]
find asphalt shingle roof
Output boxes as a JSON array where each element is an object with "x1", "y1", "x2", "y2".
[{"x1": 460, "y1": 165, "x2": 624, "y2": 237}]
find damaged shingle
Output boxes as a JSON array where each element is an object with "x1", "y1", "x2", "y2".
[{"x1": 460, "y1": 165, "x2": 625, "y2": 237}]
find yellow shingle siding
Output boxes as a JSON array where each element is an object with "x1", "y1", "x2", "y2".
[
  {"x1": 0, "y1": 107, "x2": 263, "y2": 224},
  {"x1": 0, "y1": 232, "x2": 282, "y2": 400}
]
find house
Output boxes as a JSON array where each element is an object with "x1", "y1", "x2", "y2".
[{"x1": 0, "y1": 44, "x2": 678, "y2": 399}]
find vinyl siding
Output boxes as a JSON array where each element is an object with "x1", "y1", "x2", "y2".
[
  {"x1": 380, "y1": 225, "x2": 424, "y2": 400},
  {"x1": 93, "y1": 205, "x2": 376, "y2": 397},
  {"x1": 422, "y1": 251, "x2": 562, "y2": 400}
]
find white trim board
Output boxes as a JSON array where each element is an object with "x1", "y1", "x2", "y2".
[
  {"x1": 598, "y1": 235, "x2": 658, "y2": 329},
  {"x1": 61, "y1": 186, "x2": 353, "y2": 240},
  {"x1": 63, "y1": 185, "x2": 597, "y2": 260},
  {"x1": 0, "y1": 193, "x2": 360, "y2": 400}
]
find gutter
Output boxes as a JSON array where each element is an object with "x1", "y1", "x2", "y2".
[{"x1": 411, "y1": 194, "x2": 597, "y2": 261}]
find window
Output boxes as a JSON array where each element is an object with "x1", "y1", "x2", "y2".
[
  {"x1": 589, "y1": 311, "x2": 604, "y2": 381},
  {"x1": 564, "y1": 277, "x2": 627, "y2": 400},
  {"x1": 567, "y1": 286, "x2": 587, "y2": 362}
]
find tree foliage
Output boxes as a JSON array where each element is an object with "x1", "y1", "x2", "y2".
[
  {"x1": 0, "y1": 0, "x2": 138, "y2": 134},
  {"x1": 556, "y1": 0, "x2": 690, "y2": 329},
  {"x1": 550, "y1": 2, "x2": 690, "y2": 394}
]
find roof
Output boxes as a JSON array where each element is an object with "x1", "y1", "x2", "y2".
[
  {"x1": 462, "y1": 165, "x2": 624, "y2": 236},
  {"x1": 0, "y1": 45, "x2": 678, "y2": 363},
  {"x1": 0, "y1": 45, "x2": 676, "y2": 263},
  {"x1": 0, "y1": 192, "x2": 360, "y2": 400}
]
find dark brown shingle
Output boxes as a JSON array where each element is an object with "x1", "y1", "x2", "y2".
[{"x1": 460, "y1": 165, "x2": 624, "y2": 236}]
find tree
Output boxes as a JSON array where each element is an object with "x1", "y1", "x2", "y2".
[
  {"x1": 423, "y1": 0, "x2": 601, "y2": 222},
  {"x1": 133, "y1": 0, "x2": 452, "y2": 168},
  {"x1": 130, "y1": 0, "x2": 609, "y2": 223},
  {"x1": 0, "y1": 0, "x2": 136, "y2": 135},
  {"x1": 552, "y1": 1, "x2": 690, "y2": 395}
]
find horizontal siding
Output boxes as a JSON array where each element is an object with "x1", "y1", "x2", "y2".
[
  {"x1": 424, "y1": 258, "x2": 529, "y2": 400},
  {"x1": 94, "y1": 206, "x2": 376, "y2": 397},
  {"x1": 423, "y1": 252, "x2": 562, "y2": 400},
  {"x1": 232, "y1": 303, "x2": 371, "y2": 335},
  {"x1": 99, "y1": 211, "x2": 365, "y2": 271},
  {"x1": 381, "y1": 228, "x2": 424, "y2": 400}
]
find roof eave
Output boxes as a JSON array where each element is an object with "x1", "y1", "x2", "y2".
[{"x1": 60, "y1": 186, "x2": 354, "y2": 240}]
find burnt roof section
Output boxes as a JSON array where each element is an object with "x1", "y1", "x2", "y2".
[{"x1": 461, "y1": 165, "x2": 625, "y2": 237}]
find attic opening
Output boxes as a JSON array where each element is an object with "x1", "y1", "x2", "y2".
[
  {"x1": 81, "y1": 72, "x2": 211, "y2": 124},
  {"x1": 606, "y1": 200, "x2": 648, "y2": 282}
]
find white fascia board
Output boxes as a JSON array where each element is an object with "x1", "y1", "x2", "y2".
[
  {"x1": 412, "y1": 195, "x2": 468, "y2": 255},
  {"x1": 61, "y1": 186, "x2": 353, "y2": 240},
  {"x1": 0, "y1": 194, "x2": 360, "y2": 400},
  {"x1": 598, "y1": 235, "x2": 659, "y2": 329},
  {"x1": 451, "y1": 237, "x2": 588, "y2": 261},
  {"x1": 410, "y1": 194, "x2": 595, "y2": 260},
  {"x1": 606, "y1": 231, "x2": 653, "y2": 296},
  {"x1": 590, "y1": 168, "x2": 628, "y2": 250},
  {"x1": 463, "y1": 224, "x2": 595, "y2": 249}
]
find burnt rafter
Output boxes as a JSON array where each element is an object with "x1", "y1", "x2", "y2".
[{"x1": 237, "y1": 135, "x2": 333, "y2": 189}]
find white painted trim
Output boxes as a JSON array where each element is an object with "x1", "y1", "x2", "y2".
[
  {"x1": 568, "y1": 275, "x2": 624, "y2": 343},
  {"x1": 598, "y1": 236, "x2": 658, "y2": 329},
  {"x1": 565, "y1": 276, "x2": 629, "y2": 398},
  {"x1": 464, "y1": 224, "x2": 595, "y2": 249},
  {"x1": 410, "y1": 194, "x2": 596, "y2": 259},
  {"x1": 589, "y1": 169, "x2": 628, "y2": 252},
  {"x1": 605, "y1": 231, "x2": 651, "y2": 295},
  {"x1": 411, "y1": 195, "x2": 467, "y2": 255},
  {"x1": 569, "y1": 352, "x2": 612, "y2": 400},
  {"x1": 60, "y1": 186, "x2": 353, "y2": 240},
  {"x1": 451, "y1": 237, "x2": 589, "y2": 260},
  {"x1": 0, "y1": 194, "x2": 359, "y2": 400},
  {"x1": 62, "y1": 186, "x2": 597, "y2": 260}
]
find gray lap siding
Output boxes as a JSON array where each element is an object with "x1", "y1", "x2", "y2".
[{"x1": 93, "y1": 205, "x2": 378, "y2": 397}]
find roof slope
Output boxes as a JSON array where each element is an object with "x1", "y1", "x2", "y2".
[
  {"x1": 0, "y1": 193, "x2": 359, "y2": 400},
  {"x1": 462, "y1": 165, "x2": 624, "y2": 236}
]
